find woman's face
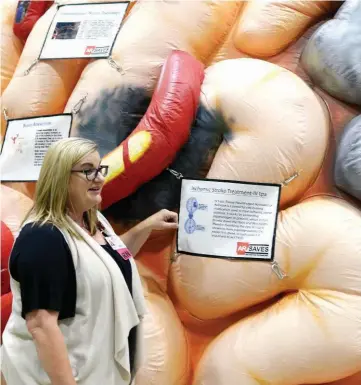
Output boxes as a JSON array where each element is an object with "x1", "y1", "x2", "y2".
[{"x1": 67, "y1": 151, "x2": 105, "y2": 216}]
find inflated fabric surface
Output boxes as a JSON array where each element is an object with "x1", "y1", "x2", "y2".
[
  {"x1": 0, "y1": 184, "x2": 33, "y2": 235},
  {"x1": 1, "y1": 0, "x2": 24, "y2": 96},
  {"x1": 191, "y1": 197, "x2": 361, "y2": 384},
  {"x1": 301, "y1": 0, "x2": 361, "y2": 106},
  {"x1": 205, "y1": 58, "x2": 329, "y2": 208},
  {"x1": 134, "y1": 277, "x2": 189, "y2": 385},
  {"x1": 233, "y1": 0, "x2": 338, "y2": 58},
  {"x1": 334, "y1": 115, "x2": 361, "y2": 200}
]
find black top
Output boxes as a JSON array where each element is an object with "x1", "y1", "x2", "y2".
[{"x1": 9, "y1": 222, "x2": 137, "y2": 373}]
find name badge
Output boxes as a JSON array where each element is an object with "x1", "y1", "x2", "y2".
[{"x1": 105, "y1": 235, "x2": 133, "y2": 260}]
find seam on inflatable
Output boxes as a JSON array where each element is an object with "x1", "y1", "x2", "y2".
[
  {"x1": 281, "y1": 2, "x2": 329, "y2": 20},
  {"x1": 181, "y1": 323, "x2": 193, "y2": 385},
  {"x1": 298, "y1": 290, "x2": 328, "y2": 330},
  {"x1": 204, "y1": 2, "x2": 244, "y2": 67},
  {"x1": 300, "y1": 89, "x2": 333, "y2": 203},
  {"x1": 246, "y1": 369, "x2": 270, "y2": 385}
]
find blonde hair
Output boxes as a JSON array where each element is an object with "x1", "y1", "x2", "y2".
[{"x1": 22, "y1": 137, "x2": 100, "y2": 238}]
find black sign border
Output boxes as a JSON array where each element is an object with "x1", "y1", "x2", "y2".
[
  {"x1": 0, "y1": 113, "x2": 73, "y2": 182},
  {"x1": 176, "y1": 177, "x2": 281, "y2": 262},
  {"x1": 38, "y1": 1, "x2": 130, "y2": 60}
]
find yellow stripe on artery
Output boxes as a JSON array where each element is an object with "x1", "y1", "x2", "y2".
[
  {"x1": 104, "y1": 146, "x2": 125, "y2": 184},
  {"x1": 104, "y1": 131, "x2": 152, "y2": 184},
  {"x1": 128, "y1": 131, "x2": 152, "y2": 163}
]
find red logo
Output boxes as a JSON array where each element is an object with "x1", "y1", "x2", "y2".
[
  {"x1": 84, "y1": 46, "x2": 96, "y2": 55},
  {"x1": 84, "y1": 45, "x2": 110, "y2": 55},
  {"x1": 236, "y1": 242, "x2": 249, "y2": 255}
]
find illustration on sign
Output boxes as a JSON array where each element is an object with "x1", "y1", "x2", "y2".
[
  {"x1": 184, "y1": 197, "x2": 208, "y2": 234},
  {"x1": 185, "y1": 197, "x2": 198, "y2": 234}
]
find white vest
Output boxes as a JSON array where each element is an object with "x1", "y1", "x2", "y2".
[{"x1": 1, "y1": 212, "x2": 147, "y2": 385}]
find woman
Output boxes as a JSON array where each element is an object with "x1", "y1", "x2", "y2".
[{"x1": 1, "y1": 137, "x2": 179, "y2": 385}]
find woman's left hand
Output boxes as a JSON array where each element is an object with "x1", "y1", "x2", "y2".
[{"x1": 146, "y1": 209, "x2": 179, "y2": 231}]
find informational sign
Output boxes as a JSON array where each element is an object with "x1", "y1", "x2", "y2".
[
  {"x1": 39, "y1": 2, "x2": 129, "y2": 59},
  {"x1": 177, "y1": 178, "x2": 281, "y2": 261},
  {"x1": 0, "y1": 114, "x2": 72, "y2": 181}
]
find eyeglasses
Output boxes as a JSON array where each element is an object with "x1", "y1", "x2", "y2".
[{"x1": 71, "y1": 165, "x2": 109, "y2": 181}]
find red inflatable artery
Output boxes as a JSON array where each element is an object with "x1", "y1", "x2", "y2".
[
  {"x1": 1, "y1": 222, "x2": 14, "y2": 341},
  {"x1": 1, "y1": 221, "x2": 14, "y2": 295},
  {"x1": 101, "y1": 50, "x2": 204, "y2": 209},
  {"x1": 13, "y1": 1, "x2": 53, "y2": 43},
  {"x1": 1, "y1": 292, "x2": 13, "y2": 342}
]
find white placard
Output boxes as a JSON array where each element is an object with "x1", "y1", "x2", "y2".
[
  {"x1": 0, "y1": 115, "x2": 72, "y2": 181},
  {"x1": 177, "y1": 178, "x2": 281, "y2": 261},
  {"x1": 39, "y1": 2, "x2": 129, "y2": 59}
]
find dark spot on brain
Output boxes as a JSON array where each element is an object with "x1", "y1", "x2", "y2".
[
  {"x1": 315, "y1": 32, "x2": 323, "y2": 47},
  {"x1": 74, "y1": 86, "x2": 151, "y2": 157},
  {"x1": 102, "y1": 103, "x2": 230, "y2": 224},
  {"x1": 334, "y1": 114, "x2": 361, "y2": 200},
  {"x1": 228, "y1": 116, "x2": 236, "y2": 125},
  {"x1": 342, "y1": 65, "x2": 358, "y2": 86}
]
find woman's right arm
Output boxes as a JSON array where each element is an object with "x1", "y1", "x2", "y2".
[
  {"x1": 10, "y1": 223, "x2": 77, "y2": 385},
  {"x1": 26, "y1": 309, "x2": 76, "y2": 385}
]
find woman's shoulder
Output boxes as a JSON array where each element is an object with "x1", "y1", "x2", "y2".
[
  {"x1": 10, "y1": 221, "x2": 72, "y2": 271},
  {"x1": 10, "y1": 221, "x2": 75, "y2": 288},
  {"x1": 17, "y1": 221, "x2": 66, "y2": 245},
  {"x1": 21, "y1": 221, "x2": 62, "y2": 234}
]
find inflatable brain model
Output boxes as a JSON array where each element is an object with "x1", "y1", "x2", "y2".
[{"x1": 1, "y1": 1, "x2": 361, "y2": 385}]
